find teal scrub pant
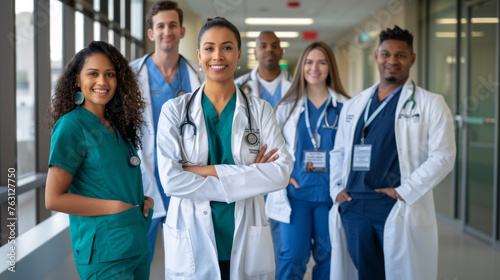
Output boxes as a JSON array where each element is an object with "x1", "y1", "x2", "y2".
[{"x1": 76, "y1": 248, "x2": 150, "y2": 280}]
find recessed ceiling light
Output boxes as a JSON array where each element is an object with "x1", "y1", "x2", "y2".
[
  {"x1": 247, "y1": 41, "x2": 290, "y2": 48},
  {"x1": 245, "y1": 18, "x2": 313, "y2": 25},
  {"x1": 242, "y1": 31, "x2": 300, "y2": 38}
]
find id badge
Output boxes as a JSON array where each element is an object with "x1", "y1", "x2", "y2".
[
  {"x1": 352, "y1": 144, "x2": 372, "y2": 171},
  {"x1": 303, "y1": 150, "x2": 326, "y2": 173}
]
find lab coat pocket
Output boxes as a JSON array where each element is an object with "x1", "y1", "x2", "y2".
[
  {"x1": 98, "y1": 207, "x2": 150, "y2": 262},
  {"x1": 244, "y1": 225, "x2": 275, "y2": 276},
  {"x1": 164, "y1": 226, "x2": 196, "y2": 277}
]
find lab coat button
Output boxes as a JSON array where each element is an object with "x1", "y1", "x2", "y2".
[
  {"x1": 203, "y1": 211, "x2": 208, "y2": 215},
  {"x1": 232, "y1": 250, "x2": 236, "y2": 254}
]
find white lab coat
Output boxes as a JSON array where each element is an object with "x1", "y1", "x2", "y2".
[
  {"x1": 265, "y1": 88, "x2": 348, "y2": 223},
  {"x1": 235, "y1": 66, "x2": 292, "y2": 99},
  {"x1": 157, "y1": 83, "x2": 293, "y2": 279},
  {"x1": 130, "y1": 53, "x2": 203, "y2": 219},
  {"x1": 329, "y1": 79, "x2": 456, "y2": 280}
]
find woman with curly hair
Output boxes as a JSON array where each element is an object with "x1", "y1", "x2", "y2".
[{"x1": 45, "y1": 41, "x2": 153, "y2": 279}]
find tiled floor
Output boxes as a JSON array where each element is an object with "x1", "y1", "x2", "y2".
[{"x1": 150, "y1": 219, "x2": 500, "y2": 279}]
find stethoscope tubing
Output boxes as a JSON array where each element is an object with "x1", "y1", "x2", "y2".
[{"x1": 179, "y1": 87, "x2": 256, "y2": 164}]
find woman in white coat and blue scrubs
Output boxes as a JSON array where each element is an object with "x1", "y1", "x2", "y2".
[
  {"x1": 265, "y1": 42, "x2": 349, "y2": 279},
  {"x1": 156, "y1": 17, "x2": 293, "y2": 280},
  {"x1": 329, "y1": 26, "x2": 456, "y2": 280}
]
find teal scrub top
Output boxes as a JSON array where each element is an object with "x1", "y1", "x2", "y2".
[
  {"x1": 202, "y1": 92, "x2": 236, "y2": 261},
  {"x1": 48, "y1": 106, "x2": 152, "y2": 264}
]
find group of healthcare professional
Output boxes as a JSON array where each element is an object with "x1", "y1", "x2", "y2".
[{"x1": 44, "y1": 0, "x2": 456, "y2": 278}]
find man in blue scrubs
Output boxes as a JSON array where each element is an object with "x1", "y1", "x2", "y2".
[
  {"x1": 330, "y1": 26, "x2": 456, "y2": 279},
  {"x1": 130, "y1": 0, "x2": 203, "y2": 263},
  {"x1": 235, "y1": 31, "x2": 292, "y2": 108}
]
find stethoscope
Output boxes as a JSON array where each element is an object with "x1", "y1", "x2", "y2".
[
  {"x1": 125, "y1": 140, "x2": 141, "y2": 167},
  {"x1": 179, "y1": 88, "x2": 258, "y2": 164},
  {"x1": 322, "y1": 103, "x2": 339, "y2": 129},
  {"x1": 136, "y1": 53, "x2": 203, "y2": 97},
  {"x1": 402, "y1": 80, "x2": 416, "y2": 110}
]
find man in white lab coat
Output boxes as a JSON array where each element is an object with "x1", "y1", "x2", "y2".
[
  {"x1": 235, "y1": 31, "x2": 291, "y2": 108},
  {"x1": 329, "y1": 26, "x2": 456, "y2": 280},
  {"x1": 129, "y1": 0, "x2": 203, "y2": 263}
]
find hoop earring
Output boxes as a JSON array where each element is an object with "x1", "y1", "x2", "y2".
[
  {"x1": 74, "y1": 91, "x2": 84, "y2": 105},
  {"x1": 237, "y1": 64, "x2": 241, "y2": 70}
]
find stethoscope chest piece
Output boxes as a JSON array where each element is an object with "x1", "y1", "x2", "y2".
[
  {"x1": 129, "y1": 155, "x2": 141, "y2": 167},
  {"x1": 246, "y1": 132, "x2": 258, "y2": 145}
]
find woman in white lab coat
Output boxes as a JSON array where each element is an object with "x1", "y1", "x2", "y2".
[
  {"x1": 156, "y1": 17, "x2": 293, "y2": 280},
  {"x1": 265, "y1": 41, "x2": 349, "y2": 279},
  {"x1": 329, "y1": 79, "x2": 456, "y2": 280}
]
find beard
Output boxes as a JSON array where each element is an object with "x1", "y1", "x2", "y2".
[{"x1": 385, "y1": 76, "x2": 398, "y2": 83}]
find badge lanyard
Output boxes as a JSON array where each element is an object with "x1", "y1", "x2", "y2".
[
  {"x1": 304, "y1": 93, "x2": 332, "y2": 150},
  {"x1": 361, "y1": 89, "x2": 399, "y2": 144}
]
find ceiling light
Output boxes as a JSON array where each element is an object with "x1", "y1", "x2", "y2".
[
  {"x1": 247, "y1": 41, "x2": 290, "y2": 48},
  {"x1": 471, "y1": 17, "x2": 499, "y2": 24},
  {"x1": 436, "y1": 17, "x2": 498, "y2": 24},
  {"x1": 245, "y1": 18, "x2": 313, "y2": 25},
  {"x1": 242, "y1": 31, "x2": 300, "y2": 38}
]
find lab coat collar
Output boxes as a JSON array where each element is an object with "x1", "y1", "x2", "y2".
[{"x1": 190, "y1": 81, "x2": 249, "y2": 113}]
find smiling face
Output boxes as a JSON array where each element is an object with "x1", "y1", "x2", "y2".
[
  {"x1": 375, "y1": 39, "x2": 415, "y2": 86},
  {"x1": 197, "y1": 27, "x2": 241, "y2": 84},
  {"x1": 303, "y1": 48, "x2": 329, "y2": 87},
  {"x1": 255, "y1": 32, "x2": 283, "y2": 71},
  {"x1": 148, "y1": 10, "x2": 185, "y2": 53},
  {"x1": 76, "y1": 53, "x2": 117, "y2": 114}
]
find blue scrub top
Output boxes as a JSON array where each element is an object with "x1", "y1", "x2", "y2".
[
  {"x1": 147, "y1": 56, "x2": 192, "y2": 209},
  {"x1": 48, "y1": 106, "x2": 150, "y2": 264},
  {"x1": 202, "y1": 92, "x2": 236, "y2": 261},
  {"x1": 288, "y1": 98, "x2": 342, "y2": 203},
  {"x1": 260, "y1": 82, "x2": 282, "y2": 108},
  {"x1": 346, "y1": 86, "x2": 402, "y2": 199}
]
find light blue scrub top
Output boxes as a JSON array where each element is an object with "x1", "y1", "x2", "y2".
[
  {"x1": 259, "y1": 82, "x2": 282, "y2": 108},
  {"x1": 48, "y1": 106, "x2": 152, "y2": 264},
  {"x1": 146, "y1": 56, "x2": 192, "y2": 210},
  {"x1": 288, "y1": 99, "x2": 342, "y2": 203},
  {"x1": 202, "y1": 92, "x2": 236, "y2": 261}
]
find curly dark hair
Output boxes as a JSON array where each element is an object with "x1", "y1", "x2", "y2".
[
  {"x1": 379, "y1": 25, "x2": 414, "y2": 52},
  {"x1": 46, "y1": 41, "x2": 146, "y2": 149}
]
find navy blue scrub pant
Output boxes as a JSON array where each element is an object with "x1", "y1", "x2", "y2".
[
  {"x1": 339, "y1": 196, "x2": 396, "y2": 280},
  {"x1": 278, "y1": 197, "x2": 331, "y2": 280}
]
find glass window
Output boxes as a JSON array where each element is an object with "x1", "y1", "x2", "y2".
[
  {"x1": 94, "y1": 0, "x2": 100, "y2": 12},
  {"x1": 131, "y1": 0, "x2": 143, "y2": 40},
  {"x1": 108, "y1": 28, "x2": 115, "y2": 45},
  {"x1": 109, "y1": 0, "x2": 114, "y2": 21},
  {"x1": 425, "y1": 0, "x2": 457, "y2": 220},
  {"x1": 94, "y1": 21, "x2": 101, "y2": 41},
  {"x1": 75, "y1": 11, "x2": 84, "y2": 52},
  {"x1": 121, "y1": 36, "x2": 126, "y2": 56},
  {"x1": 120, "y1": 0, "x2": 126, "y2": 29},
  {"x1": 50, "y1": 0, "x2": 63, "y2": 92},
  {"x1": 16, "y1": 0, "x2": 36, "y2": 177}
]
